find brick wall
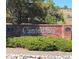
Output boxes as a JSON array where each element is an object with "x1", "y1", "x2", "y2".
[{"x1": 6, "y1": 23, "x2": 72, "y2": 39}]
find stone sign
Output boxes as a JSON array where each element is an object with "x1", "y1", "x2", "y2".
[
  {"x1": 6, "y1": 23, "x2": 72, "y2": 39},
  {"x1": 22, "y1": 27, "x2": 55, "y2": 35}
]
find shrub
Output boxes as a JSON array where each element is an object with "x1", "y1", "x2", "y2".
[
  {"x1": 53, "y1": 38, "x2": 72, "y2": 52},
  {"x1": 6, "y1": 36, "x2": 72, "y2": 52}
]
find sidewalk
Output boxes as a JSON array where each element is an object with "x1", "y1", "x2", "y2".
[{"x1": 6, "y1": 48, "x2": 72, "y2": 59}]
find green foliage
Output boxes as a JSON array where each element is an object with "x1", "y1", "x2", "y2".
[
  {"x1": 45, "y1": 14, "x2": 56, "y2": 24},
  {"x1": 6, "y1": 0, "x2": 65, "y2": 24},
  {"x1": 53, "y1": 38, "x2": 72, "y2": 52},
  {"x1": 7, "y1": 36, "x2": 72, "y2": 52}
]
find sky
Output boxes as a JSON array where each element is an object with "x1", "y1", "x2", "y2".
[{"x1": 53, "y1": 0, "x2": 72, "y2": 8}]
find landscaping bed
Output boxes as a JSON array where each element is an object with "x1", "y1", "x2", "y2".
[{"x1": 6, "y1": 36, "x2": 72, "y2": 52}]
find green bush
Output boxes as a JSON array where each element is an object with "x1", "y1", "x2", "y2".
[
  {"x1": 53, "y1": 38, "x2": 72, "y2": 52},
  {"x1": 6, "y1": 36, "x2": 72, "y2": 52}
]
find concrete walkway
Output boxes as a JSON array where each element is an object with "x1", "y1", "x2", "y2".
[{"x1": 6, "y1": 48, "x2": 72, "y2": 59}]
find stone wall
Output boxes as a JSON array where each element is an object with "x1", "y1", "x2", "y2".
[{"x1": 6, "y1": 23, "x2": 72, "y2": 39}]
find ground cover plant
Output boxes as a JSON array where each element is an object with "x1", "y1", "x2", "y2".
[{"x1": 6, "y1": 36, "x2": 72, "y2": 52}]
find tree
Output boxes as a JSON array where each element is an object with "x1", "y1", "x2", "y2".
[
  {"x1": 6, "y1": 0, "x2": 65, "y2": 24},
  {"x1": 63, "y1": 5, "x2": 68, "y2": 9},
  {"x1": 6, "y1": 0, "x2": 46, "y2": 24}
]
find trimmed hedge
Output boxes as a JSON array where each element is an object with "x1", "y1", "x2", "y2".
[{"x1": 6, "y1": 36, "x2": 72, "y2": 52}]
